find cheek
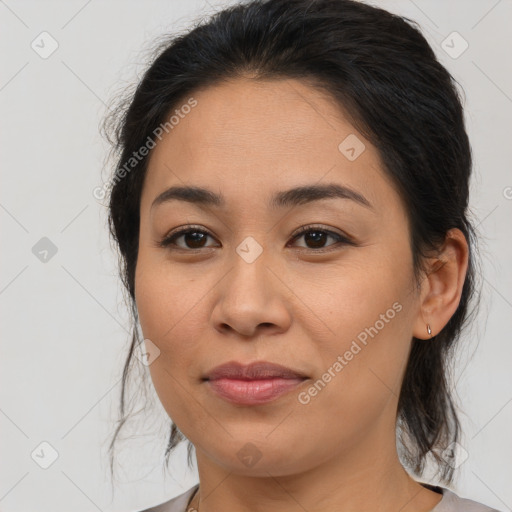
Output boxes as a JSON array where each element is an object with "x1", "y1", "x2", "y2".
[
  {"x1": 135, "y1": 247, "x2": 210, "y2": 346},
  {"x1": 134, "y1": 250, "x2": 235, "y2": 431},
  {"x1": 134, "y1": 256, "x2": 204, "y2": 406},
  {"x1": 294, "y1": 258, "x2": 414, "y2": 434},
  {"x1": 299, "y1": 256, "x2": 407, "y2": 350}
]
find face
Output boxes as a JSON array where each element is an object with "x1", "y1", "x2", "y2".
[{"x1": 135, "y1": 77, "x2": 422, "y2": 477}]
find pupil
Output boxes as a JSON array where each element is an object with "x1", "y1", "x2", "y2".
[
  {"x1": 186, "y1": 232, "x2": 206, "y2": 248},
  {"x1": 305, "y1": 231, "x2": 326, "y2": 248}
]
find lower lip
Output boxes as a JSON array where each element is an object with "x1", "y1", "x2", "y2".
[{"x1": 206, "y1": 377, "x2": 306, "y2": 405}]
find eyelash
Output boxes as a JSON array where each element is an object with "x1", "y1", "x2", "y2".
[{"x1": 157, "y1": 224, "x2": 355, "y2": 253}]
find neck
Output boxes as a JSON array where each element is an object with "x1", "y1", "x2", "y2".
[{"x1": 191, "y1": 423, "x2": 443, "y2": 512}]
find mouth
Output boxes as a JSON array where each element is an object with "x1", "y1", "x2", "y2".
[{"x1": 203, "y1": 361, "x2": 309, "y2": 406}]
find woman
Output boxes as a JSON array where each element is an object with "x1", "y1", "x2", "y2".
[{"x1": 104, "y1": 0, "x2": 501, "y2": 510}]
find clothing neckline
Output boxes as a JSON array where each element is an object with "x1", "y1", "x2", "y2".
[
  {"x1": 184, "y1": 482, "x2": 445, "y2": 510},
  {"x1": 420, "y1": 482, "x2": 444, "y2": 495}
]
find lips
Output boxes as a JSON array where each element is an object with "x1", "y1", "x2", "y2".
[
  {"x1": 204, "y1": 360, "x2": 308, "y2": 381},
  {"x1": 204, "y1": 361, "x2": 308, "y2": 405}
]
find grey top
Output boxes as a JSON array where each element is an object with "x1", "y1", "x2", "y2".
[{"x1": 141, "y1": 482, "x2": 502, "y2": 512}]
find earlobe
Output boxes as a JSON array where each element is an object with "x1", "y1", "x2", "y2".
[
  {"x1": 415, "y1": 318, "x2": 435, "y2": 340},
  {"x1": 412, "y1": 228, "x2": 469, "y2": 340}
]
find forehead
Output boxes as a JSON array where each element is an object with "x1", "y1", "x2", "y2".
[{"x1": 142, "y1": 77, "x2": 394, "y2": 214}]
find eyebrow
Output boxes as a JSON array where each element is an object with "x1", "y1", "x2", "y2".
[{"x1": 150, "y1": 183, "x2": 373, "y2": 212}]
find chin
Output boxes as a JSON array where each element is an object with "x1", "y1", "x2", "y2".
[{"x1": 201, "y1": 438, "x2": 319, "y2": 477}]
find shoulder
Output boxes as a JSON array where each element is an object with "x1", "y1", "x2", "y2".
[
  {"x1": 138, "y1": 484, "x2": 199, "y2": 512},
  {"x1": 433, "y1": 487, "x2": 503, "y2": 512}
]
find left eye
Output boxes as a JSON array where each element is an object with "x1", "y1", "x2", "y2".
[
  {"x1": 289, "y1": 226, "x2": 351, "y2": 250},
  {"x1": 158, "y1": 225, "x2": 353, "y2": 251}
]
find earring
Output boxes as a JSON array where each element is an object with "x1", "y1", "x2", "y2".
[{"x1": 426, "y1": 323, "x2": 432, "y2": 337}]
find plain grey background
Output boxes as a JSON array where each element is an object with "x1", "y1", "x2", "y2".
[{"x1": 1, "y1": 1, "x2": 511, "y2": 511}]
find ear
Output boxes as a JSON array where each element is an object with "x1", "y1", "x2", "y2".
[{"x1": 413, "y1": 228, "x2": 469, "y2": 340}]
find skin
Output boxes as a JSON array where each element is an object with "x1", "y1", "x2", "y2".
[{"x1": 135, "y1": 77, "x2": 469, "y2": 512}]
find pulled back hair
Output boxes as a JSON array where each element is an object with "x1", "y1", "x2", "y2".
[{"x1": 104, "y1": 0, "x2": 479, "y2": 485}]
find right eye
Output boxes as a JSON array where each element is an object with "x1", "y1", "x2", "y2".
[{"x1": 158, "y1": 226, "x2": 219, "y2": 250}]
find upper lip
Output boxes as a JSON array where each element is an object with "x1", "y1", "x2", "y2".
[{"x1": 204, "y1": 361, "x2": 308, "y2": 381}]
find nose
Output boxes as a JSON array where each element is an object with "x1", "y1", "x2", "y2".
[{"x1": 210, "y1": 246, "x2": 292, "y2": 339}]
